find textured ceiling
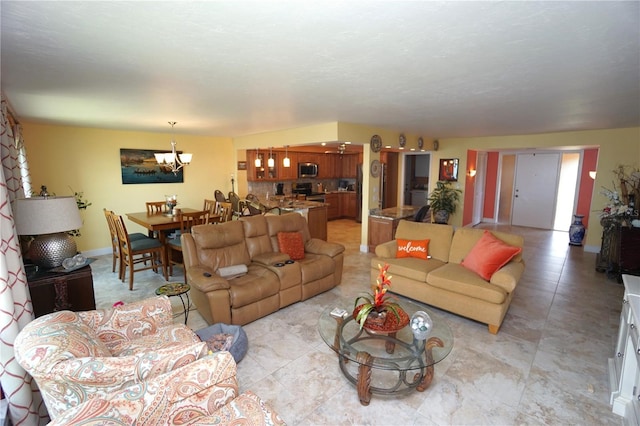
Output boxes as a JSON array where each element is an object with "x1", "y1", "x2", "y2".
[{"x1": 1, "y1": 1, "x2": 639, "y2": 139}]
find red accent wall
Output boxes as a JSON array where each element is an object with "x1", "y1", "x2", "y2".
[
  {"x1": 484, "y1": 152, "x2": 499, "y2": 219},
  {"x1": 462, "y1": 150, "x2": 477, "y2": 226},
  {"x1": 577, "y1": 148, "x2": 598, "y2": 228}
]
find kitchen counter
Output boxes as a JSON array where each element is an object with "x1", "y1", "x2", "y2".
[
  {"x1": 261, "y1": 199, "x2": 328, "y2": 240},
  {"x1": 369, "y1": 206, "x2": 419, "y2": 220},
  {"x1": 368, "y1": 206, "x2": 418, "y2": 252},
  {"x1": 262, "y1": 199, "x2": 328, "y2": 211}
]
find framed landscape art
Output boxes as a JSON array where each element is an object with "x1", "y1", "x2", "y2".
[{"x1": 120, "y1": 149, "x2": 184, "y2": 184}]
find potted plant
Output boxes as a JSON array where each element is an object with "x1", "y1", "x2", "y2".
[
  {"x1": 354, "y1": 264, "x2": 403, "y2": 329},
  {"x1": 428, "y1": 181, "x2": 462, "y2": 224}
]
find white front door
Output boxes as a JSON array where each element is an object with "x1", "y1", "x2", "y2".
[{"x1": 512, "y1": 153, "x2": 561, "y2": 229}]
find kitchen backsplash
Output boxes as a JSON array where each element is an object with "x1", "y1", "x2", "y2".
[{"x1": 247, "y1": 179, "x2": 354, "y2": 199}]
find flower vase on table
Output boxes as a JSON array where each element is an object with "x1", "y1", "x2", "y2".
[
  {"x1": 165, "y1": 194, "x2": 178, "y2": 216},
  {"x1": 354, "y1": 264, "x2": 405, "y2": 331}
]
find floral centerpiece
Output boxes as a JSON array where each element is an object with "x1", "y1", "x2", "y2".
[
  {"x1": 598, "y1": 165, "x2": 640, "y2": 226},
  {"x1": 353, "y1": 264, "x2": 404, "y2": 330}
]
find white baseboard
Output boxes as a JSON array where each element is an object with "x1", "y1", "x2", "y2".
[{"x1": 360, "y1": 244, "x2": 369, "y2": 253}]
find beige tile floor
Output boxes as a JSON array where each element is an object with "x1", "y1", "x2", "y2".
[{"x1": 91, "y1": 219, "x2": 624, "y2": 425}]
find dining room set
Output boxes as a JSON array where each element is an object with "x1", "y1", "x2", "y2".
[{"x1": 103, "y1": 194, "x2": 234, "y2": 291}]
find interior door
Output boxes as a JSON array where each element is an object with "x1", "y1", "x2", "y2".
[
  {"x1": 512, "y1": 153, "x2": 560, "y2": 229},
  {"x1": 472, "y1": 152, "x2": 487, "y2": 225}
]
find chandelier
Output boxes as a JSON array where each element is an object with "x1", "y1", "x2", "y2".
[{"x1": 154, "y1": 122, "x2": 192, "y2": 174}]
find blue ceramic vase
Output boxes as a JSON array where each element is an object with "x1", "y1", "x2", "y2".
[{"x1": 569, "y1": 214, "x2": 586, "y2": 246}]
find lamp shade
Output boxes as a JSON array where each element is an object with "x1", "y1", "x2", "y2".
[{"x1": 13, "y1": 196, "x2": 82, "y2": 235}]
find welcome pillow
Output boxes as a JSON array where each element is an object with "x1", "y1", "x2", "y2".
[
  {"x1": 461, "y1": 231, "x2": 521, "y2": 280},
  {"x1": 277, "y1": 231, "x2": 305, "y2": 260},
  {"x1": 396, "y1": 239, "x2": 430, "y2": 260}
]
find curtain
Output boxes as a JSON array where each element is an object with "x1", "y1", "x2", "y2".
[{"x1": 0, "y1": 96, "x2": 48, "y2": 424}]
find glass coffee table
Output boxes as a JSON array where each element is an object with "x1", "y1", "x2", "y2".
[{"x1": 318, "y1": 297, "x2": 453, "y2": 405}]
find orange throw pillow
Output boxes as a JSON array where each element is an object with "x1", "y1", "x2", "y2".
[
  {"x1": 277, "y1": 231, "x2": 305, "y2": 260},
  {"x1": 461, "y1": 231, "x2": 521, "y2": 280},
  {"x1": 396, "y1": 239, "x2": 430, "y2": 260}
]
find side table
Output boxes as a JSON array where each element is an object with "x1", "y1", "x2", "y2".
[
  {"x1": 27, "y1": 264, "x2": 96, "y2": 318},
  {"x1": 155, "y1": 282, "x2": 190, "y2": 324}
]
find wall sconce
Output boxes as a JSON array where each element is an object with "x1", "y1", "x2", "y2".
[
  {"x1": 267, "y1": 146, "x2": 275, "y2": 168},
  {"x1": 254, "y1": 148, "x2": 261, "y2": 167},
  {"x1": 283, "y1": 145, "x2": 291, "y2": 168},
  {"x1": 589, "y1": 170, "x2": 597, "y2": 180},
  {"x1": 469, "y1": 169, "x2": 477, "y2": 177}
]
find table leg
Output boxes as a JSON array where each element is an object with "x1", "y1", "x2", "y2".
[
  {"x1": 416, "y1": 336, "x2": 444, "y2": 392},
  {"x1": 180, "y1": 292, "x2": 189, "y2": 324},
  {"x1": 356, "y1": 351, "x2": 373, "y2": 406}
]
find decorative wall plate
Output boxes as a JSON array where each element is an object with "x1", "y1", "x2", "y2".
[
  {"x1": 433, "y1": 139, "x2": 439, "y2": 151},
  {"x1": 370, "y1": 135, "x2": 382, "y2": 152},
  {"x1": 418, "y1": 137, "x2": 424, "y2": 149},
  {"x1": 399, "y1": 134, "x2": 406, "y2": 148},
  {"x1": 370, "y1": 159, "x2": 382, "y2": 177}
]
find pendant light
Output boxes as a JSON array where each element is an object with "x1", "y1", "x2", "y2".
[
  {"x1": 154, "y1": 122, "x2": 192, "y2": 174},
  {"x1": 267, "y1": 147, "x2": 275, "y2": 168},
  {"x1": 254, "y1": 148, "x2": 261, "y2": 167},
  {"x1": 283, "y1": 145, "x2": 291, "y2": 168}
]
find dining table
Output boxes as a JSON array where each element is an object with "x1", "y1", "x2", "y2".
[{"x1": 126, "y1": 209, "x2": 221, "y2": 277}]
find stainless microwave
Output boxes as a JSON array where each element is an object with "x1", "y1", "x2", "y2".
[{"x1": 298, "y1": 162, "x2": 318, "y2": 178}]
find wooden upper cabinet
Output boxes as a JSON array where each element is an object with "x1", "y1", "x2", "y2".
[
  {"x1": 341, "y1": 154, "x2": 357, "y2": 178},
  {"x1": 279, "y1": 151, "x2": 297, "y2": 180},
  {"x1": 247, "y1": 150, "x2": 277, "y2": 181}
]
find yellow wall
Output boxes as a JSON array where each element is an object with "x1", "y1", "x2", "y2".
[
  {"x1": 21, "y1": 122, "x2": 234, "y2": 254},
  {"x1": 434, "y1": 127, "x2": 640, "y2": 249},
  {"x1": 19, "y1": 120, "x2": 639, "y2": 254}
]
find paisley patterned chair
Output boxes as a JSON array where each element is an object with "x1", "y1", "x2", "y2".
[{"x1": 14, "y1": 296, "x2": 284, "y2": 424}]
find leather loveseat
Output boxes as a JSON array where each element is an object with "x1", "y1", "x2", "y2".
[
  {"x1": 182, "y1": 212, "x2": 345, "y2": 326},
  {"x1": 371, "y1": 221, "x2": 525, "y2": 334}
]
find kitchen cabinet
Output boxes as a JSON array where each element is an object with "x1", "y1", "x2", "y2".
[
  {"x1": 307, "y1": 205, "x2": 328, "y2": 240},
  {"x1": 279, "y1": 151, "x2": 298, "y2": 180},
  {"x1": 28, "y1": 265, "x2": 96, "y2": 318},
  {"x1": 246, "y1": 151, "x2": 279, "y2": 181},
  {"x1": 325, "y1": 193, "x2": 340, "y2": 220},
  {"x1": 339, "y1": 154, "x2": 358, "y2": 178},
  {"x1": 367, "y1": 207, "x2": 418, "y2": 252},
  {"x1": 345, "y1": 192, "x2": 357, "y2": 218}
]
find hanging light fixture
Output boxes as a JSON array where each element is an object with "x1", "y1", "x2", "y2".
[
  {"x1": 154, "y1": 122, "x2": 192, "y2": 175},
  {"x1": 254, "y1": 148, "x2": 262, "y2": 167},
  {"x1": 283, "y1": 145, "x2": 291, "y2": 168},
  {"x1": 267, "y1": 146, "x2": 275, "y2": 168}
]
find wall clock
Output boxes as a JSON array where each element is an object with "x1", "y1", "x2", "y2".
[
  {"x1": 399, "y1": 134, "x2": 406, "y2": 148},
  {"x1": 370, "y1": 135, "x2": 382, "y2": 153},
  {"x1": 370, "y1": 159, "x2": 382, "y2": 178},
  {"x1": 417, "y1": 137, "x2": 424, "y2": 149}
]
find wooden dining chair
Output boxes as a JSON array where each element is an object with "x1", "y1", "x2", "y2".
[
  {"x1": 112, "y1": 212, "x2": 168, "y2": 290},
  {"x1": 167, "y1": 209, "x2": 210, "y2": 278},
  {"x1": 146, "y1": 201, "x2": 165, "y2": 215},
  {"x1": 212, "y1": 201, "x2": 233, "y2": 223},
  {"x1": 203, "y1": 199, "x2": 217, "y2": 216},
  {"x1": 103, "y1": 209, "x2": 147, "y2": 279}
]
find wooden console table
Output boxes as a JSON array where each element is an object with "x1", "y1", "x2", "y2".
[
  {"x1": 27, "y1": 264, "x2": 96, "y2": 317},
  {"x1": 596, "y1": 219, "x2": 640, "y2": 282}
]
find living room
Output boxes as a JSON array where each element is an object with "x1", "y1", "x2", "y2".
[{"x1": 2, "y1": 1, "x2": 639, "y2": 425}]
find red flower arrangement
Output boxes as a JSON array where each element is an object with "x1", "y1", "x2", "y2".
[{"x1": 353, "y1": 263, "x2": 402, "y2": 329}]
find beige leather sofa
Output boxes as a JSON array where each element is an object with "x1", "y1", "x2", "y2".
[
  {"x1": 183, "y1": 213, "x2": 345, "y2": 325},
  {"x1": 371, "y1": 221, "x2": 525, "y2": 334}
]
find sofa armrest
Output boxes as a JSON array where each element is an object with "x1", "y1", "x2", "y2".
[
  {"x1": 305, "y1": 238, "x2": 345, "y2": 258},
  {"x1": 490, "y1": 261, "x2": 525, "y2": 293},
  {"x1": 252, "y1": 252, "x2": 290, "y2": 266},
  {"x1": 47, "y1": 352, "x2": 240, "y2": 426},
  {"x1": 78, "y1": 296, "x2": 174, "y2": 336},
  {"x1": 374, "y1": 240, "x2": 398, "y2": 258},
  {"x1": 188, "y1": 266, "x2": 231, "y2": 292}
]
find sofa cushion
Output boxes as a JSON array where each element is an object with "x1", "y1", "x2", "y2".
[
  {"x1": 191, "y1": 221, "x2": 251, "y2": 269},
  {"x1": 396, "y1": 238, "x2": 429, "y2": 260},
  {"x1": 228, "y1": 265, "x2": 280, "y2": 308},
  {"x1": 394, "y1": 221, "x2": 454, "y2": 262},
  {"x1": 428, "y1": 263, "x2": 508, "y2": 304},
  {"x1": 372, "y1": 257, "x2": 446, "y2": 283},
  {"x1": 461, "y1": 231, "x2": 522, "y2": 280},
  {"x1": 449, "y1": 227, "x2": 524, "y2": 265},
  {"x1": 277, "y1": 231, "x2": 305, "y2": 260}
]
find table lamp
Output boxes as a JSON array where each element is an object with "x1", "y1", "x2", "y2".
[{"x1": 13, "y1": 196, "x2": 83, "y2": 269}]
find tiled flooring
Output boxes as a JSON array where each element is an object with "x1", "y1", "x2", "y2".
[{"x1": 91, "y1": 219, "x2": 624, "y2": 425}]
